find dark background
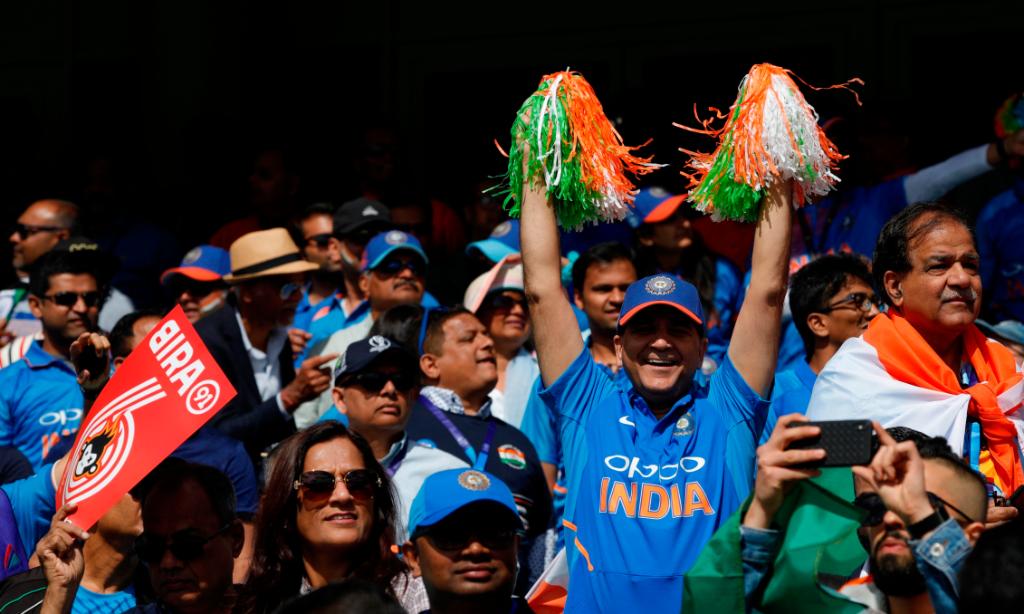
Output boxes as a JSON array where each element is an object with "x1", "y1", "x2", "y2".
[{"x1": 0, "y1": 0, "x2": 1021, "y2": 259}]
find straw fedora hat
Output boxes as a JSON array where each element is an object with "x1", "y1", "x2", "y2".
[{"x1": 223, "y1": 228, "x2": 319, "y2": 283}]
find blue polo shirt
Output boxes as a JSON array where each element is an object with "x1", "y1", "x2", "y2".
[
  {"x1": 72, "y1": 585, "x2": 136, "y2": 614},
  {"x1": 977, "y1": 180, "x2": 1024, "y2": 323},
  {"x1": 760, "y1": 360, "x2": 817, "y2": 445},
  {"x1": 293, "y1": 289, "x2": 366, "y2": 367},
  {"x1": 2, "y1": 463, "x2": 56, "y2": 556},
  {"x1": 0, "y1": 341, "x2": 83, "y2": 469},
  {"x1": 540, "y1": 348, "x2": 768, "y2": 612}
]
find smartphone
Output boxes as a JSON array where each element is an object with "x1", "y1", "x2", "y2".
[{"x1": 787, "y1": 419, "x2": 876, "y2": 467}]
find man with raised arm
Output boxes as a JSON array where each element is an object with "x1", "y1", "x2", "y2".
[{"x1": 520, "y1": 174, "x2": 792, "y2": 611}]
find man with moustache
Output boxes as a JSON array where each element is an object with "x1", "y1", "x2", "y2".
[{"x1": 807, "y1": 203, "x2": 1024, "y2": 510}]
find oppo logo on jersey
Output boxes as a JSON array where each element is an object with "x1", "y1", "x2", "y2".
[{"x1": 598, "y1": 455, "x2": 714, "y2": 520}]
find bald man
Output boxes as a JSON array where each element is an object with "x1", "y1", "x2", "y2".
[{"x1": 0, "y1": 200, "x2": 79, "y2": 347}]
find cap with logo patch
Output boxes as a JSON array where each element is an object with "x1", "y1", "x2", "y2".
[
  {"x1": 466, "y1": 219, "x2": 520, "y2": 263},
  {"x1": 617, "y1": 273, "x2": 704, "y2": 331},
  {"x1": 332, "y1": 335, "x2": 418, "y2": 383},
  {"x1": 407, "y1": 468, "x2": 522, "y2": 539},
  {"x1": 161, "y1": 245, "x2": 231, "y2": 285},
  {"x1": 333, "y1": 197, "x2": 391, "y2": 237},
  {"x1": 362, "y1": 230, "x2": 429, "y2": 272}
]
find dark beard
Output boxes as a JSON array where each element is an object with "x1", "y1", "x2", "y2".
[{"x1": 869, "y1": 533, "x2": 927, "y2": 597}]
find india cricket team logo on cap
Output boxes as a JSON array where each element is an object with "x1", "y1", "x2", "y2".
[
  {"x1": 491, "y1": 221, "x2": 512, "y2": 238},
  {"x1": 645, "y1": 275, "x2": 676, "y2": 296},
  {"x1": 457, "y1": 470, "x2": 490, "y2": 491},
  {"x1": 385, "y1": 230, "x2": 409, "y2": 245},
  {"x1": 182, "y1": 247, "x2": 202, "y2": 265},
  {"x1": 498, "y1": 445, "x2": 526, "y2": 470}
]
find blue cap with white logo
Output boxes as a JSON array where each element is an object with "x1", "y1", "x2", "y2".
[
  {"x1": 407, "y1": 469, "x2": 522, "y2": 539},
  {"x1": 160, "y1": 245, "x2": 231, "y2": 285},
  {"x1": 331, "y1": 334, "x2": 418, "y2": 382},
  {"x1": 617, "y1": 273, "x2": 704, "y2": 331},
  {"x1": 466, "y1": 219, "x2": 520, "y2": 263},
  {"x1": 361, "y1": 230, "x2": 429, "y2": 272}
]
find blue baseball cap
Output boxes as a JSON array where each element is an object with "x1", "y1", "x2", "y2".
[
  {"x1": 618, "y1": 273, "x2": 704, "y2": 330},
  {"x1": 466, "y1": 219, "x2": 520, "y2": 263},
  {"x1": 407, "y1": 469, "x2": 522, "y2": 539},
  {"x1": 161, "y1": 245, "x2": 231, "y2": 285},
  {"x1": 332, "y1": 335, "x2": 418, "y2": 383},
  {"x1": 632, "y1": 187, "x2": 691, "y2": 224},
  {"x1": 361, "y1": 230, "x2": 429, "y2": 272},
  {"x1": 976, "y1": 319, "x2": 1024, "y2": 347}
]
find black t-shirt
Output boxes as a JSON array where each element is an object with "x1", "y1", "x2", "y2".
[{"x1": 405, "y1": 402, "x2": 552, "y2": 539}]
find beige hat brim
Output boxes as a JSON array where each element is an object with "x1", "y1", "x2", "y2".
[{"x1": 224, "y1": 260, "x2": 320, "y2": 283}]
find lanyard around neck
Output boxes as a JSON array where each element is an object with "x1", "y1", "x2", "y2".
[{"x1": 421, "y1": 397, "x2": 498, "y2": 470}]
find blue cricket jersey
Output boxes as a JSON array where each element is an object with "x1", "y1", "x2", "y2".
[
  {"x1": 760, "y1": 360, "x2": 817, "y2": 445},
  {"x1": 977, "y1": 180, "x2": 1024, "y2": 323},
  {"x1": 540, "y1": 348, "x2": 769, "y2": 612}
]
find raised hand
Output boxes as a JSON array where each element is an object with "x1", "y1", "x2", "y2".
[
  {"x1": 280, "y1": 353, "x2": 339, "y2": 411},
  {"x1": 743, "y1": 413, "x2": 823, "y2": 530}
]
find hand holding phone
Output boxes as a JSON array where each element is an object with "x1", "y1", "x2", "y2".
[{"x1": 787, "y1": 419, "x2": 876, "y2": 468}]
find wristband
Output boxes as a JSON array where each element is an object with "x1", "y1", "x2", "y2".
[{"x1": 908, "y1": 505, "x2": 949, "y2": 539}]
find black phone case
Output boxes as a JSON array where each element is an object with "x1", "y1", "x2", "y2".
[{"x1": 787, "y1": 420, "x2": 875, "y2": 467}]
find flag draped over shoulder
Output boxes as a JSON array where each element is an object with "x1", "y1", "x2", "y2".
[
  {"x1": 807, "y1": 312, "x2": 1024, "y2": 493},
  {"x1": 683, "y1": 469, "x2": 866, "y2": 614}
]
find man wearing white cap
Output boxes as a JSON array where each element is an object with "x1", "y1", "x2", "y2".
[{"x1": 197, "y1": 228, "x2": 338, "y2": 464}]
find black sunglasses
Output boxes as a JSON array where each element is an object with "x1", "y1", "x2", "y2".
[
  {"x1": 293, "y1": 469, "x2": 380, "y2": 505},
  {"x1": 821, "y1": 292, "x2": 882, "y2": 314},
  {"x1": 13, "y1": 222, "x2": 62, "y2": 239},
  {"x1": 485, "y1": 293, "x2": 528, "y2": 312},
  {"x1": 136, "y1": 524, "x2": 232, "y2": 565},
  {"x1": 168, "y1": 280, "x2": 222, "y2": 299},
  {"x1": 422, "y1": 525, "x2": 518, "y2": 551},
  {"x1": 373, "y1": 257, "x2": 424, "y2": 277},
  {"x1": 854, "y1": 491, "x2": 976, "y2": 526},
  {"x1": 340, "y1": 370, "x2": 417, "y2": 393},
  {"x1": 305, "y1": 233, "x2": 333, "y2": 249},
  {"x1": 44, "y1": 291, "x2": 102, "y2": 309}
]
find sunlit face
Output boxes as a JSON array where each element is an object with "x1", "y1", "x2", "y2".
[
  {"x1": 886, "y1": 216, "x2": 981, "y2": 340},
  {"x1": 615, "y1": 306, "x2": 706, "y2": 410},
  {"x1": 476, "y1": 290, "x2": 530, "y2": 350},
  {"x1": 575, "y1": 259, "x2": 637, "y2": 334},
  {"x1": 813, "y1": 277, "x2": 881, "y2": 348},
  {"x1": 300, "y1": 213, "x2": 342, "y2": 273},
  {"x1": 29, "y1": 273, "x2": 100, "y2": 346},
  {"x1": 333, "y1": 357, "x2": 418, "y2": 440},
  {"x1": 295, "y1": 438, "x2": 375, "y2": 556},
  {"x1": 236, "y1": 273, "x2": 305, "y2": 326},
  {"x1": 431, "y1": 314, "x2": 498, "y2": 399},
  {"x1": 10, "y1": 201, "x2": 70, "y2": 270},
  {"x1": 361, "y1": 252, "x2": 426, "y2": 313},
  {"x1": 642, "y1": 211, "x2": 696, "y2": 251}
]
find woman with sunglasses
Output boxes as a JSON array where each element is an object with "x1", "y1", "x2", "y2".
[
  {"x1": 463, "y1": 260, "x2": 538, "y2": 429},
  {"x1": 242, "y1": 421, "x2": 422, "y2": 613}
]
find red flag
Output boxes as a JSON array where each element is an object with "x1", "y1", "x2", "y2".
[{"x1": 56, "y1": 306, "x2": 237, "y2": 528}]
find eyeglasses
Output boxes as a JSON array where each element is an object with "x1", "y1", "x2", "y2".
[
  {"x1": 485, "y1": 293, "x2": 528, "y2": 313},
  {"x1": 136, "y1": 524, "x2": 232, "y2": 564},
  {"x1": 293, "y1": 469, "x2": 380, "y2": 506},
  {"x1": 44, "y1": 291, "x2": 102, "y2": 309},
  {"x1": 821, "y1": 292, "x2": 882, "y2": 314},
  {"x1": 340, "y1": 370, "x2": 417, "y2": 393},
  {"x1": 422, "y1": 525, "x2": 518, "y2": 551},
  {"x1": 278, "y1": 281, "x2": 303, "y2": 300},
  {"x1": 853, "y1": 491, "x2": 977, "y2": 526},
  {"x1": 373, "y1": 258, "x2": 424, "y2": 277},
  {"x1": 305, "y1": 233, "x2": 333, "y2": 249},
  {"x1": 13, "y1": 223, "x2": 63, "y2": 239},
  {"x1": 169, "y1": 280, "x2": 222, "y2": 299}
]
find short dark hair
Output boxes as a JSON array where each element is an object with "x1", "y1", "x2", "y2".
[
  {"x1": 369, "y1": 303, "x2": 424, "y2": 352},
  {"x1": 872, "y1": 202, "x2": 974, "y2": 307},
  {"x1": 421, "y1": 306, "x2": 473, "y2": 356},
  {"x1": 139, "y1": 458, "x2": 237, "y2": 526},
  {"x1": 885, "y1": 426, "x2": 987, "y2": 521},
  {"x1": 28, "y1": 250, "x2": 102, "y2": 298},
  {"x1": 959, "y1": 518, "x2": 1024, "y2": 611},
  {"x1": 109, "y1": 309, "x2": 165, "y2": 359},
  {"x1": 789, "y1": 253, "x2": 873, "y2": 360},
  {"x1": 289, "y1": 202, "x2": 336, "y2": 245},
  {"x1": 571, "y1": 241, "x2": 636, "y2": 293}
]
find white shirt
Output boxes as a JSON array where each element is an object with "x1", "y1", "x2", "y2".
[{"x1": 234, "y1": 312, "x2": 289, "y2": 414}]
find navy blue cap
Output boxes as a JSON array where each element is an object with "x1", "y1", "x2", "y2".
[
  {"x1": 466, "y1": 220, "x2": 520, "y2": 263},
  {"x1": 632, "y1": 187, "x2": 690, "y2": 224},
  {"x1": 618, "y1": 273, "x2": 704, "y2": 330},
  {"x1": 407, "y1": 469, "x2": 521, "y2": 539},
  {"x1": 332, "y1": 335, "x2": 417, "y2": 382},
  {"x1": 361, "y1": 230, "x2": 429, "y2": 272}
]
